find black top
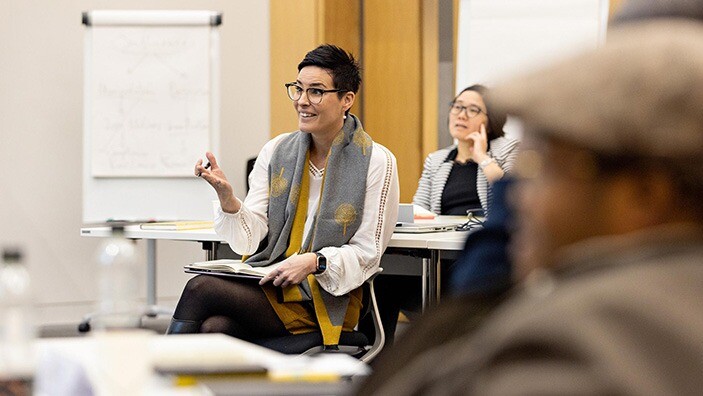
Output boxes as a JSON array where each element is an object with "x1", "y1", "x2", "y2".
[{"x1": 441, "y1": 150, "x2": 481, "y2": 215}]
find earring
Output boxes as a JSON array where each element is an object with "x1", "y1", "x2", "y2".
[{"x1": 343, "y1": 115, "x2": 347, "y2": 119}]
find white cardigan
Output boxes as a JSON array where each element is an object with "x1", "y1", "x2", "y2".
[
  {"x1": 214, "y1": 133, "x2": 400, "y2": 296},
  {"x1": 413, "y1": 136, "x2": 519, "y2": 215}
]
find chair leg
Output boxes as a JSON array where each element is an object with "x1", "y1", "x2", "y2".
[
  {"x1": 360, "y1": 274, "x2": 385, "y2": 363},
  {"x1": 165, "y1": 318, "x2": 202, "y2": 335}
]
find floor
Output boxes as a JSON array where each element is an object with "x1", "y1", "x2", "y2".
[
  {"x1": 38, "y1": 317, "x2": 171, "y2": 338},
  {"x1": 39, "y1": 315, "x2": 411, "y2": 346}
]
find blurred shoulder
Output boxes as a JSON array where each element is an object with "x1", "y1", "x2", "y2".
[{"x1": 478, "y1": 258, "x2": 703, "y2": 346}]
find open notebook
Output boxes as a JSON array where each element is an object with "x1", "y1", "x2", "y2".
[{"x1": 184, "y1": 260, "x2": 284, "y2": 279}]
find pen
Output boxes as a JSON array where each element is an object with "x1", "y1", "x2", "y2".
[{"x1": 197, "y1": 161, "x2": 211, "y2": 177}]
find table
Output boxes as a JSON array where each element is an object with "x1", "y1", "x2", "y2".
[
  {"x1": 79, "y1": 227, "x2": 222, "y2": 309},
  {"x1": 35, "y1": 333, "x2": 368, "y2": 395},
  {"x1": 384, "y1": 228, "x2": 469, "y2": 307},
  {"x1": 80, "y1": 217, "x2": 471, "y2": 310}
]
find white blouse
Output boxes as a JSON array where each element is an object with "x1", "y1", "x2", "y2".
[{"x1": 214, "y1": 133, "x2": 400, "y2": 296}]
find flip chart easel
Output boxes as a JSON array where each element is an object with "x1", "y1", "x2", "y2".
[{"x1": 82, "y1": 10, "x2": 222, "y2": 222}]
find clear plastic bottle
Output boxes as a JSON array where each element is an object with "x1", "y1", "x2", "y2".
[
  {"x1": 94, "y1": 226, "x2": 142, "y2": 330},
  {"x1": 0, "y1": 247, "x2": 35, "y2": 393}
]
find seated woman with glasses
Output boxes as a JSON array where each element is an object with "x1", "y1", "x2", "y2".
[
  {"x1": 165, "y1": 45, "x2": 400, "y2": 350},
  {"x1": 413, "y1": 84, "x2": 519, "y2": 216},
  {"x1": 370, "y1": 85, "x2": 519, "y2": 346}
]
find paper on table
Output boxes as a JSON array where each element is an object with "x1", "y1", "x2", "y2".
[
  {"x1": 268, "y1": 354, "x2": 370, "y2": 381},
  {"x1": 151, "y1": 334, "x2": 269, "y2": 373},
  {"x1": 140, "y1": 221, "x2": 213, "y2": 231},
  {"x1": 413, "y1": 204, "x2": 436, "y2": 220},
  {"x1": 92, "y1": 329, "x2": 154, "y2": 395}
]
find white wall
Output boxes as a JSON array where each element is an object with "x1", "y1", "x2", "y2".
[
  {"x1": 457, "y1": 0, "x2": 608, "y2": 86},
  {"x1": 456, "y1": 0, "x2": 608, "y2": 141},
  {"x1": 0, "y1": 0, "x2": 270, "y2": 325}
]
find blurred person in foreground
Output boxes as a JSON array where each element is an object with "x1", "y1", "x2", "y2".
[{"x1": 360, "y1": 20, "x2": 703, "y2": 395}]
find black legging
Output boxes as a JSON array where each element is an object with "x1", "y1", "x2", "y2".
[{"x1": 172, "y1": 275, "x2": 289, "y2": 341}]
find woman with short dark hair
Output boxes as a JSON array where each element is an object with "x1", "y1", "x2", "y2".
[{"x1": 166, "y1": 45, "x2": 399, "y2": 349}]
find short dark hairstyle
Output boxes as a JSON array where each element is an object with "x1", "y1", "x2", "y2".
[
  {"x1": 298, "y1": 44, "x2": 362, "y2": 95},
  {"x1": 453, "y1": 84, "x2": 507, "y2": 140}
]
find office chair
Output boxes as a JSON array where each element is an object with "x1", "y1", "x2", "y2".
[
  {"x1": 246, "y1": 157, "x2": 257, "y2": 193},
  {"x1": 252, "y1": 271, "x2": 386, "y2": 363}
]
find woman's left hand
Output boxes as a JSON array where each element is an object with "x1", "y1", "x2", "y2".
[
  {"x1": 465, "y1": 124, "x2": 489, "y2": 163},
  {"x1": 259, "y1": 253, "x2": 317, "y2": 288}
]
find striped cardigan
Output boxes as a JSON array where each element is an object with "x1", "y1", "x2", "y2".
[{"x1": 413, "y1": 137, "x2": 520, "y2": 215}]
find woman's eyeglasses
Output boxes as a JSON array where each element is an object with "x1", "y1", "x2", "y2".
[
  {"x1": 449, "y1": 102, "x2": 487, "y2": 118},
  {"x1": 285, "y1": 83, "x2": 346, "y2": 104}
]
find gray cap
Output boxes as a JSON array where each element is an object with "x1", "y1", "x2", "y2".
[
  {"x1": 492, "y1": 21, "x2": 703, "y2": 170},
  {"x1": 613, "y1": 0, "x2": 703, "y2": 24}
]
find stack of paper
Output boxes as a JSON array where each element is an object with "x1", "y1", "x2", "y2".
[{"x1": 139, "y1": 221, "x2": 213, "y2": 231}]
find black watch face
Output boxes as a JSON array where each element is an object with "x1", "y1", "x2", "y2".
[{"x1": 316, "y1": 254, "x2": 327, "y2": 273}]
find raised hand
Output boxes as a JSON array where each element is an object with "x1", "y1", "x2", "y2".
[
  {"x1": 466, "y1": 124, "x2": 489, "y2": 163},
  {"x1": 195, "y1": 152, "x2": 240, "y2": 213}
]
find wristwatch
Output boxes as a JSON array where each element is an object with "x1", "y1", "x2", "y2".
[
  {"x1": 479, "y1": 157, "x2": 496, "y2": 170},
  {"x1": 314, "y1": 252, "x2": 327, "y2": 275}
]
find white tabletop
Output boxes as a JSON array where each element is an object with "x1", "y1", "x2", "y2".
[
  {"x1": 80, "y1": 225, "x2": 223, "y2": 241},
  {"x1": 35, "y1": 333, "x2": 368, "y2": 395},
  {"x1": 427, "y1": 235, "x2": 469, "y2": 250},
  {"x1": 81, "y1": 216, "x2": 471, "y2": 251}
]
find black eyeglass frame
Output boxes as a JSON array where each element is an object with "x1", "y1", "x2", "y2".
[
  {"x1": 448, "y1": 101, "x2": 488, "y2": 118},
  {"x1": 285, "y1": 82, "x2": 347, "y2": 104}
]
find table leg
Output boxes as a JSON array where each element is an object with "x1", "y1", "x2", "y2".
[
  {"x1": 421, "y1": 258, "x2": 429, "y2": 312},
  {"x1": 142, "y1": 239, "x2": 173, "y2": 319},
  {"x1": 202, "y1": 241, "x2": 219, "y2": 260},
  {"x1": 147, "y1": 239, "x2": 157, "y2": 306},
  {"x1": 421, "y1": 250, "x2": 443, "y2": 312},
  {"x1": 434, "y1": 250, "x2": 442, "y2": 303},
  {"x1": 427, "y1": 250, "x2": 439, "y2": 306}
]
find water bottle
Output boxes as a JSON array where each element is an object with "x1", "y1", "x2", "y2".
[
  {"x1": 94, "y1": 226, "x2": 142, "y2": 330},
  {"x1": 0, "y1": 247, "x2": 35, "y2": 393}
]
